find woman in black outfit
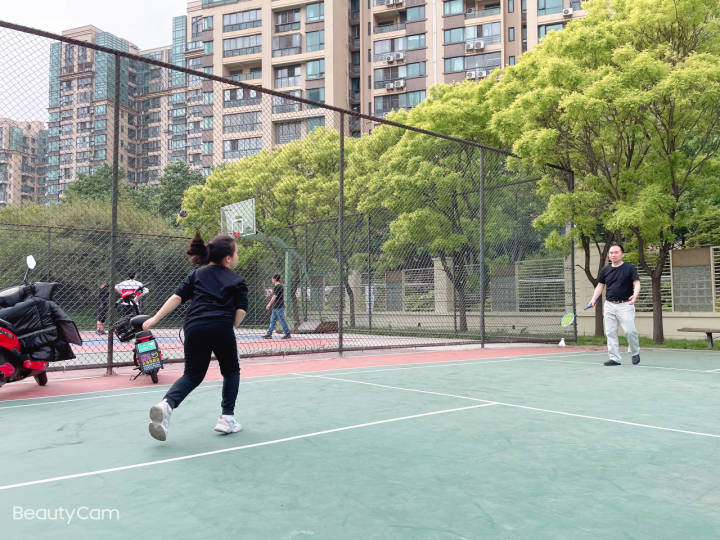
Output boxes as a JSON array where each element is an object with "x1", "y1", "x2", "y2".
[{"x1": 143, "y1": 233, "x2": 248, "y2": 441}]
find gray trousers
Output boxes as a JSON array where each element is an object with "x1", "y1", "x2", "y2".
[{"x1": 604, "y1": 301, "x2": 640, "y2": 362}]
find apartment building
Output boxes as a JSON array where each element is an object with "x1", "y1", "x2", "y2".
[
  {"x1": 0, "y1": 119, "x2": 48, "y2": 207},
  {"x1": 41, "y1": 0, "x2": 584, "y2": 201}
]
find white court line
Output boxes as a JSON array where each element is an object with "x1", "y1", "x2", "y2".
[
  {"x1": 537, "y1": 357, "x2": 720, "y2": 374},
  {"x1": 300, "y1": 373, "x2": 720, "y2": 440},
  {"x1": 0, "y1": 376, "x2": 308, "y2": 410},
  {"x1": 0, "y1": 403, "x2": 497, "y2": 491},
  {"x1": 0, "y1": 355, "x2": 556, "y2": 409}
]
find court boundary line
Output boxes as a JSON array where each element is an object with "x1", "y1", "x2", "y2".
[
  {"x1": 535, "y1": 357, "x2": 720, "y2": 374},
  {"x1": 298, "y1": 373, "x2": 720, "y2": 440},
  {"x1": 0, "y1": 353, "x2": 596, "y2": 408},
  {"x1": 0, "y1": 403, "x2": 497, "y2": 491}
]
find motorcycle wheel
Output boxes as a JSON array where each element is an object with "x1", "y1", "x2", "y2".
[
  {"x1": 150, "y1": 371, "x2": 159, "y2": 384},
  {"x1": 34, "y1": 372, "x2": 48, "y2": 386}
]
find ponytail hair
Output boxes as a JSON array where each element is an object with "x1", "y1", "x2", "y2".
[{"x1": 187, "y1": 232, "x2": 236, "y2": 266}]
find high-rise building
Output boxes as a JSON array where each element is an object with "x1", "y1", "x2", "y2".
[
  {"x1": 0, "y1": 119, "x2": 48, "y2": 206},
  {"x1": 42, "y1": 0, "x2": 585, "y2": 201}
]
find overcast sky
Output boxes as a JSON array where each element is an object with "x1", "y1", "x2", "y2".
[{"x1": 0, "y1": 0, "x2": 189, "y2": 123}]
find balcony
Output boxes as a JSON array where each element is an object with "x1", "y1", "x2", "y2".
[
  {"x1": 349, "y1": 90, "x2": 361, "y2": 102},
  {"x1": 374, "y1": 23, "x2": 406, "y2": 34},
  {"x1": 349, "y1": 37, "x2": 360, "y2": 49},
  {"x1": 465, "y1": 5, "x2": 501, "y2": 19},
  {"x1": 229, "y1": 71, "x2": 262, "y2": 82},
  {"x1": 349, "y1": 9, "x2": 360, "y2": 23},
  {"x1": 272, "y1": 47, "x2": 302, "y2": 58},
  {"x1": 223, "y1": 46, "x2": 262, "y2": 58},
  {"x1": 349, "y1": 63, "x2": 360, "y2": 75}
]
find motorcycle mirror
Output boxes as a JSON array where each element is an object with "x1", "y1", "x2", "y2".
[{"x1": 26, "y1": 255, "x2": 37, "y2": 270}]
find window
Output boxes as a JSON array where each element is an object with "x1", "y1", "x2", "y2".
[
  {"x1": 406, "y1": 34, "x2": 426, "y2": 50},
  {"x1": 78, "y1": 77, "x2": 92, "y2": 89},
  {"x1": 60, "y1": 95, "x2": 73, "y2": 106},
  {"x1": 374, "y1": 90, "x2": 426, "y2": 116},
  {"x1": 508, "y1": 0, "x2": 514, "y2": 12},
  {"x1": 203, "y1": 16, "x2": 213, "y2": 31},
  {"x1": 95, "y1": 119, "x2": 107, "y2": 130},
  {"x1": 407, "y1": 6, "x2": 425, "y2": 21},
  {"x1": 170, "y1": 92, "x2": 186, "y2": 105},
  {"x1": 275, "y1": 8, "x2": 301, "y2": 33},
  {"x1": 306, "y1": 87, "x2": 325, "y2": 108},
  {"x1": 93, "y1": 149, "x2": 107, "y2": 160},
  {"x1": 306, "y1": 117, "x2": 325, "y2": 133},
  {"x1": 224, "y1": 87, "x2": 260, "y2": 107},
  {"x1": 538, "y1": 22, "x2": 564, "y2": 39},
  {"x1": 60, "y1": 124, "x2": 73, "y2": 135},
  {"x1": 307, "y1": 2, "x2": 324, "y2": 22},
  {"x1": 170, "y1": 124, "x2": 186, "y2": 135},
  {"x1": 444, "y1": 28, "x2": 464, "y2": 44},
  {"x1": 223, "y1": 137, "x2": 261, "y2": 159},
  {"x1": 76, "y1": 136, "x2": 89, "y2": 148},
  {"x1": 508, "y1": 27, "x2": 515, "y2": 41},
  {"x1": 223, "y1": 34, "x2": 262, "y2": 57},
  {"x1": 204, "y1": 41, "x2": 213, "y2": 55},
  {"x1": 509, "y1": 56, "x2": 516, "y2": 65},
  {"x1": 170, "y1": 107, "x2": 187, "y2": 118},
  {"x1": 538, "y1": 0, "x2": 563, "y2": 16},
  {"x1": 306, "y1": 30, "x2": 324, "y2": 52},
  {"x1": 223, "y1": 111, "x2": 262, "y2": 133},
  {"x1": 60, "y1": 80, "x2": 73, "y2": 91},
  {"x1": 443, "y1": 0, "x2": 463, "y2": 16},
  {"x1": 204, "y1": 92, "x2": 214, "y2": 104},
  {"x1": 466, "y1": 22, "x2": 501, "y2": 44},
  {"x1": 275, "y1": 65, "x2": 302, "y2": 88},
  {"x1": 272, "y1": 34, "x2": 302, "y2": 57},
  {"x1": 169, "y1": 139, "x2": 186, "y2": 151},
  {"x1": 306, "y1": 59, "x2": 325, "y2": 80},
  {"x1": 203, "y1": 116, "x2": 214, "y2": 129},
  {"x1": 94, "y1": 104, "x2": 107, "y2": 116},
  {"x1": 444, "y1": 57, "x2": 465, "y2": 73},
  {"x1": 275, "y1": 121, "x2": 301, "y2": 145},
  {"x1": 224, "y1": 9, "x2": 262, "y2": 32},
  {"x1": 465, "y1": 51, "x2": 502, "y2": 71},
  {"x1": 273, "y1": 90, "x2": 302, "y2": 114},
  {"x1": 374, "y1": 62, "x2": 426, "y2": 87},
  {"x1": 188, "y1": 89, "x2": 203, "y2": 102},
  {"x1": 77, "y1": 107, "x2": 90, "y2": 118}
]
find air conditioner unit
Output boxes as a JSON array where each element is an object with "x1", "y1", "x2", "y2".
[
  {"x1": 395, "y1": 0, "x2": 403, "y2": 4},
  {"x1": 385, "y1": 54, "x2": 395, "y2": 63},
  {"x1": 394, "y1": 51, "x2": 405, "y2": 62},
  {"x1": 387, "y1": 0, "x2": 395, "y2": 5},
  {"x1": 474, "y1": 40, "x2": 485, "y2": 50},
  {"x1": 477, "y1": 70, "x2": 487, "y2": 78},
  {"x1": 465, "y1": 42, "x2": 475, "y2": 51},
  {"x1": 562, "y1": 7, "x2": 574, "y2": 16},
  {"x1": 385, "y1": 82, "x2": 395, "y2": 90},
  {"x1": 465, "y1": 71, "x2": 477, "y2": 79},
  {"x1": 394, "y1": 79, "x2": 405, "y2": 89},
  {"x1": 466, "y1": 8, "x2": 474, "y2": 15}
]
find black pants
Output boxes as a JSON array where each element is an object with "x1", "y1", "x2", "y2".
[{"x1": 164, "y1": 320, "x2": 240, "y2": 415}]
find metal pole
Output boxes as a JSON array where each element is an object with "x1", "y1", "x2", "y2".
[
  {"x1": 479, "y1": 148, "x2": 486, "y2": 348},
  {"x1": 338, "y1": 113, "x2": 345, "y2": 355},
  {"x1": 106, "y1": 53, "x2": 121, "y2": 376},
  {"x1": 46, "y1": 226, "x2": 51, "y2": 281},
  {"x1": 367, "y1": 213, "x2": 372, "y2": 331},
  {"x1": 304, "y1": 222, "x2": 308, "y2": 321},
  {"x1": 569, "y1": 171, "x2": 578, "y2": 343}
]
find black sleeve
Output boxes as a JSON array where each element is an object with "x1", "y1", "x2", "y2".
[
  {"x1": 175, "y1": 270, "x2": 195, "y2": 303},
  {"x1": 234, "y1": 278, "x2": 249, "y2": 311},
  {"x1": 597, "y1": 266, "x2": 608, "y2": 284},
  {"x1": 630, "y1": 264, "x2": 640, "y2": 282}
]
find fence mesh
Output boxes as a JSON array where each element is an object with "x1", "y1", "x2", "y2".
[{"x1": 0, "y1": 21, "x2": 575, "y2": 370}]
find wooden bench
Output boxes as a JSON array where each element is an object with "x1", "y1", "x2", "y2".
[{"x1": 677, "y1": 328, "x2": 720, "y2": 348}]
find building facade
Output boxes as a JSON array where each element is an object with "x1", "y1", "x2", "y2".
[
  {"x1": 41, "y1": 0, "x2": 585, "y2": 201},
  {"x1": 0, "y1": 119, "x2": 48, "y2": 206}
]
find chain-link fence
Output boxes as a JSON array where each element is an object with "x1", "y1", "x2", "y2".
[{"x1": 0, "y1": 20, "x2": 576, "y2": 370}]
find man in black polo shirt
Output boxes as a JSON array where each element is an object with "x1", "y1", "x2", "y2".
[
  {"x1": 263, "y1": 273, "x2": 291, "y2": 339},
  {"x1": 588, "y1": 244, "x2": 641, "y2": 366}
]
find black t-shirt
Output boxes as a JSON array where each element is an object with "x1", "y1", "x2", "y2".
[
  {"x1": 175, "y1": 265, "x2": 248, "y2": 326},
  {"x1": 271, "y1": 283, "x2": 284, "y2": 309},
  {"x1": 598, "y1": 262, "x2": 639, "y2": 301}
]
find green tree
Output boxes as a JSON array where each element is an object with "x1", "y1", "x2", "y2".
[
  {"x1": 490, "y1": 0, "x2": 720, "y2": 342},
  {"x1": 62, "y1": 163, "x2": 128, "y2": 202},
  {"x1": 134, "y1": 161, "x2": 205, "y2": 225}
]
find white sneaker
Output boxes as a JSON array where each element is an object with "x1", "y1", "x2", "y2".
[
  {"x1": 149, "y1": 399, "x2": 172, "y2": 441},
  {"x1": 214, "y1": 414, "x2": 243, "y2": 434}
]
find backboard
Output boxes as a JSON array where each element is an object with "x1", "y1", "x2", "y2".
[{"x1": 220, "y1": 198, "x2": 256, "y2": 237}]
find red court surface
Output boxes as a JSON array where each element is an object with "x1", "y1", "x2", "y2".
[{"x1": 0, "y1": 345, "x2": 597, "y2": 402}]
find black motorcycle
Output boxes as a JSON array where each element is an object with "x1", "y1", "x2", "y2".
[
  {"x1": 114, "y1": 286, "x2": 163, "y2": 383},
  {"x1": 0, "y1": 255, "x2": 82, "y2": 388}
]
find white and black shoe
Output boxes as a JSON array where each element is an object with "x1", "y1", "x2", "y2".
[
  {"x1": 214, "y1": 415, "x2": 243, "y2": 434},
  {"x1": 149, "y1": 399, "x2": 172, "y2": 441}
]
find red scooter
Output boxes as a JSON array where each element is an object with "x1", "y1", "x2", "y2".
[{"x1": 0, "y1": 255, "x2": 82, "y2": 388}]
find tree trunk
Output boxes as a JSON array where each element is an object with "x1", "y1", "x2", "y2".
[
  {"x1": 344, "y1": 277, "x2": 355, "y2": 328},
  {"x1": 651, "y1": 273, "x2": 664, "y2": 344},
  {"x1": 594, "y1": 297, "x2": 604, "y2": 336}
]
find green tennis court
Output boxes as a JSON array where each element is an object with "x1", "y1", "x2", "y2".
[{"x1": 2, "y1": 348, "x2": 720, "y2": 539}]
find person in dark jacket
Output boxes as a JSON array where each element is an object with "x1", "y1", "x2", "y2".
[
  {"x1": 96, "y1": 282, "x2": 108, "y2": 335},
  {"x1": 143, "y1": 233, "x2": 248, "y2": 441}
]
